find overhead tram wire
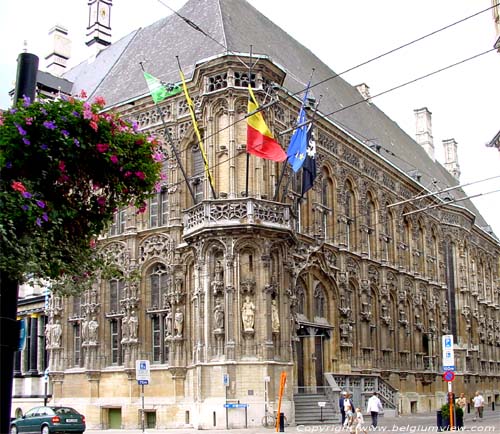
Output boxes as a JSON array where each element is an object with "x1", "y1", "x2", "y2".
[
  {"x1": 147, "y1": 1, "x2": 498, "y2": 205},
  {"x1": 165, "y1": 46, "x2": 497, "y2": 187}
]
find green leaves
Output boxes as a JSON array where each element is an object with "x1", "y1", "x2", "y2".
[{"x1": 0, "y1": 95, "x2": 162, "y2": 283}]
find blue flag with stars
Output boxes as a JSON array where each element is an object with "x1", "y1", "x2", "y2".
[
  {"x1": 301, "y1": 124, "x2": 317, "y2": 196},
  {"x1": 287, "y1": 85, "x2": 310, "y2": 172}
]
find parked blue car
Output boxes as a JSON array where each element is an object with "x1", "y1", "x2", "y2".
[{"x1": 10, "y1": 406, "x2": 85, "y2": 434}]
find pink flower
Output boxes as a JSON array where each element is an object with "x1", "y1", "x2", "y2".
[
  {"x1": 94, "y1": 96, "x2": 106, "y2": 107},
  {"x1": 97, "y1": 197, "x2": 106, "y2": 207},
  {"x1": 89, "y1": 120, "x2": 98, "y2": 131},
  {"x1": 79, "y1": 89, "x2": 88, "y2": 99},
  {"x1": 135, "y1": 171, "x2": 146, "y2": 180},
  {"x1": 152, "y1": 152, "x2": 163, "y2": 162},
  {"x1": 124, "y1": 171, "x2": 132, "y2": 177},
  {"x1": 59, "y1": 160, "x2": 66, "y2": 172},
  {"x1": 110, "y1": 155, "x2": 119, "y2": 164},
  {"x1": 11, "y1": 181, "x2": 27, "y2": 193},
  {"x1": 96, "y1": 143, "x2": 109, "y2": 153}
]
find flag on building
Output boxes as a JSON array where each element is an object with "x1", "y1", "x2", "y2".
[
  {"x1": 247, "y1": 85, "x2": 287, "y2": 162},
  {"x1": 301, "y1": 125, "x2": 317, "y2": 196},
  {"x1": 286, "y1": 85, "x2": 310, "y2": 172},
  {"x1": 178, "y1": 67, "x2": 217, "y2": 197},
  {"x1": 143, "y1": 72, "x2": 182, "y2": 103}
]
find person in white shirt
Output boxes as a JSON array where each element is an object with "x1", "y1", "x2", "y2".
[
  {"x1": 472, "y1": 391, "x2": 485, "y2": 421},
  {"x1": 366, "y1": 391, "x2": 383, "y2": 427}
]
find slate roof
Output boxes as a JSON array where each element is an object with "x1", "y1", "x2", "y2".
[{"x1": 62, "y1": 0, "x2": 493, "y2": 234}]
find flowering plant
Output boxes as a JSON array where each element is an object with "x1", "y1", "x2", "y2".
[{"x1": 0, "y1": 94, "x2": 162, "y2": 282}]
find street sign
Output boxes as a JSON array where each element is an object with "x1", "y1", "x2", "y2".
[
  {"x1": 223, "y1": 373, "x2": 230, "y2": 387},
  {"x1": 442, "y1": 335, "x2": 455, "y2": 371},
  {"x1": 135, "y1": 360, "x2": 151, "y2": 382},
  {"x1": 43, "y1": 368, "x2": 50, "y2": 383},
  {"x1": 443, "y1": 371, "x2": 455, "y2": 382},
  {"x1": 138, "y1": 379, "x2": 149, "y2": 385},
  {"x1": 318, "y1": 402, "x2": 326, "y2": 407},
  {"x1": 224, "y1": 403, "x2": 248, "y2": 408}
]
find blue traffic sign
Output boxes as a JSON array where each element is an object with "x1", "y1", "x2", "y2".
[
  {"x1": 444, "y1": 337, "x2": 452, "y2": 348},
  {"x1": 138, "y1": 379, "x2": 149, "y2": 385},
  {"x1": 224, "y1": 403, "x2": 248, "y2": 409},
  {"x1": 443, "y1": 365, "x2": 455, "y2": 371}
]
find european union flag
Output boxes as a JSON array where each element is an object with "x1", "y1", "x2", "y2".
[
  {"x1": 287, "y1": 85, "x2": 310, "y2": 172},
  {"x1": 301, "y1": 125, "x2": 317, "y2": 196}
]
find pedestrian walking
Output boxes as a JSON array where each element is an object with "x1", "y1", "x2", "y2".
[
  {"x1": 366, "y1": 391, "x2": 383, "y2": 428},
  {"x1": 340, "y1": 391, "x2": 354, "y2": 426},
  {"x1": 472, "y1": 391, "x2": 484, "y2": 421}
]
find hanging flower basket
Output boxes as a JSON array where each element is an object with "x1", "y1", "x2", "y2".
[{"x1": 0, "y1": 93, "x2": 162, "y2": 283}]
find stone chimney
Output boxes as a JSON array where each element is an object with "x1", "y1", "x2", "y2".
[
  {"x1": 45, "y1": 25, "x2": 71, "y2": 76},
  {"x1": 414, "y1": 107, "x2": 434, "y2": 160},
  {"x1": 356, "y1": 83, "x2": 371, "y2": 102},
  {"x1": 86, "y1": 0, "x2": 112, "y2": 54},
  {"x1": 443, "y1": 138, "x2": 461, "y2": 181}
]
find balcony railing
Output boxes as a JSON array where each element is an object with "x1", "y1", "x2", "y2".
[{"x1": 183, "y1": 198, "x2": 293, "y2": 238}]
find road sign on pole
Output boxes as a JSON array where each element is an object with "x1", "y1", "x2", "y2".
[
  {"x1": 442, "y1": 334, "x2": 455, "y2": 371},
  {"x1": 135, "y1": 360, "x2": 151, "y2": 383},
  {"x1": 443, "y1": 371, "x2": 455, "y2": 382}
]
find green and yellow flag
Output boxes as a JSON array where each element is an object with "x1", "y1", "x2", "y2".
[{"x1": 143, "y1": 72, "x2": 182, "y2": 103}]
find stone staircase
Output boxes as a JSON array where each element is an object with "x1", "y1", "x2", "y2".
[{"x1": 294, "y1": 393, "x2": 340, "y2": 425}]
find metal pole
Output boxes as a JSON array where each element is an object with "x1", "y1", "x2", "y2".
[
  {"x1": 44, "y1": 381, "x2": 48, "y2": 406},
  {"x1": 225, "y1": 383, "x2": 228, "y2": 430},
  {"x1": 141, "y1": 384, "x2": 145, "y2": 432}
]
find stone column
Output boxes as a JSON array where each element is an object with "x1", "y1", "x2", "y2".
[{"x1": 225, "y1": 254, "x2": 236, "y2": 360}]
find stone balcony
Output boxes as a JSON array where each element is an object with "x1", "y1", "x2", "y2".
[{"x1": 183, "y1": 198, "x2": 294, "y2": 239}]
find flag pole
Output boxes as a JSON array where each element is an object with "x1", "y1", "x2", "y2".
[
  {"x1": 273, "y1": 69, "x2": 315, "y2": 202},
  {"x1": 245, "y1": 45, "x2": 253, "y2": 198},
  {"x1": 139, "y1": 62, "x2": 196, "y2": 203},
  {"x1": 298, "y1": 95, "x2": 322, "y2": 202},
  {"x1": 176, "y1": 56, "x2": 217, "y2": 199}
]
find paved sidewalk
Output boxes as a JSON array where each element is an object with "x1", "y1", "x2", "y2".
[{"x1": 85, "y1": 409, "x2": 500, "y2": 434}]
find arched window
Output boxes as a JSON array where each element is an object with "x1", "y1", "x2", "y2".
[
  {"x1": 345, "y1": 181, "x2": 357, "y2": 250},
  {"x1": 366, "y1": 193, "x2": 377, "y2": 259},
  {"x1": 385, "y1": 205, "x2": 396, "y2": 264},
  {"x1": 402, "y1": 217, "x2": 411, "y2": 269},
  {"x1": 190, "y1": 144, "x2": 204, "y2": 204},
  {"x1": 149, "y1": 264, "x2": 169, "y2": 309},
  {"x1": 320, "y1": 170, "x2": 334, "y2": 242}
]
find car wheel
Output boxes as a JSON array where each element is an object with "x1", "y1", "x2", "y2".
[
  {"x1": 10, "y1": 425, "x2": 17, "y2": 434},
  {"x1": 41, "y1": 425, "x2": 50, "y2": 434}
]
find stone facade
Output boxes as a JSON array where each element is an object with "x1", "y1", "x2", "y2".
[{"x1": 15, "y1": 55, "x2": 495, "y2": 428}]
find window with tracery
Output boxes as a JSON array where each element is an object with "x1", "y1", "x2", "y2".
[
  {"x1": 149, "y1": 190, "x2": 169, "y2": 227},
  {"x1": 345, "y1": 182, "x2": 357, "y2": 250},
  {"x1": 108, "y1": 208, "x2": 126, "y2": 235},
  {"x1": 297, "y1": 284, "x2": 306, "y2": 315},
  {"x1": 366, "y1": 194, "x2": 377, "y2": 259}
]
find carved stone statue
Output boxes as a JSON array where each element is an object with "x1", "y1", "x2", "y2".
[
  {"x1": 213, "y1": 300, "x2": 224, "y2": 330},
  {"x1": 46, "y1": 319, "x2": 62, "y2": 349},
  {"x1": 121, "y1": 315, "x2": 129, "y2": 343},
  {"x1": 165, "y1": 306, "x2": 173, "y2": 337},
  {"x1": 129, "y1": 310, "x2": 138, "y2": 340},
  {"x1": 88, "y1": 316, "x2": 99, "y2": 345},
  {"x1": 241, "y1": 295, "x2": 255, "y2": 332},
  {"x1": 271, "y1": 299, "x2": 280, "y2": 333},
  {"x1": 81, "y1": 318, "x2": 89, "y2": 343},
  {"x1": 174, "y1": 308, "x2": 184, "y2": 337}
]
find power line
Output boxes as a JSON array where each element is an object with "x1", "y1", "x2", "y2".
[{"x1": 147, "y1": 46, "x2": 495, "y2": 193}]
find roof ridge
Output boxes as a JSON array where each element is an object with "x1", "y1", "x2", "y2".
[{"x1": 215, "y1": 0, "x2": 228, "y2": 53}]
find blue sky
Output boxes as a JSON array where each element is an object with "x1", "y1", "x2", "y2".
[{"x1": 1, "y1": 0, "x2": 499, "y2": 236}]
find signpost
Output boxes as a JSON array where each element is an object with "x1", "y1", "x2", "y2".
[
  {"x1": 442, "y1": 335, "x2": 455, "y2": 431},
  {"x1": 135, "y1": 360, "x2": 150, "y2": 433}
]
